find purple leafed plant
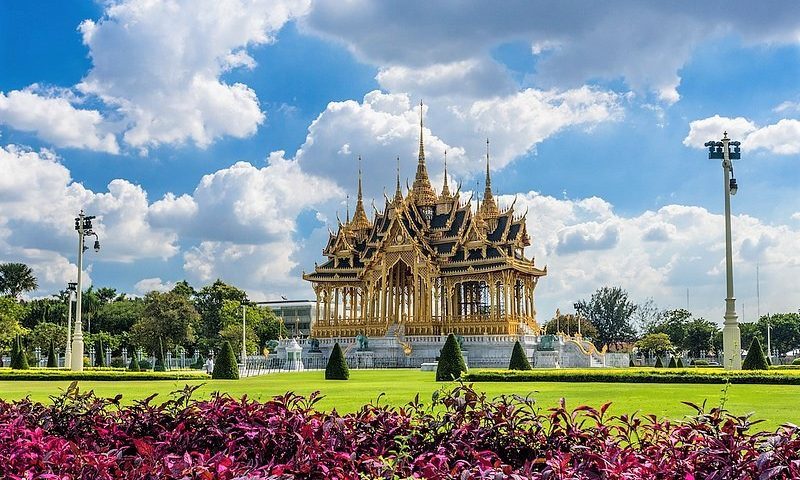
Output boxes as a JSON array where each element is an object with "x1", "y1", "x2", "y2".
[{"x1": 0, "y1": 382, "x2": 798, "y2": 479}]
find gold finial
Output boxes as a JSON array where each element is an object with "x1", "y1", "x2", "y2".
[
  {"x1": 346, "y1": 194, "x2": 350, "y2": 223},
  {"x1": 440, "y1": 150, "x2": 451, "y2": 198},
  {"x1": 410, "y1": 100, "x2": 437, "y2": 206},
  {"x1": 351, "y1": 155, "x2": 371, "y2": 231},
  {"x1": 418, "y1": 100, "x2": 425, "y2": 165},
  {"x1": 480, "y1": 138, "x2": 499, "y2": 219},
  {"x1": 394, "y1": 156, "x2": 403, "y2": 205}
]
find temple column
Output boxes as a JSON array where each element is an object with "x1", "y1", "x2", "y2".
[{"x1": 334, "y1": 287, "x2": 340, "y2": 323}]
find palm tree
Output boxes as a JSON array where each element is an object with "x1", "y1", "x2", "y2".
[{"x1": 0, "y1": 263, "x2": 38, "y2": 299}]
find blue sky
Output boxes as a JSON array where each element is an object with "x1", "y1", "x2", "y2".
[{"x1": 1, "y1": 1, "x2": 798, "y2": 323}]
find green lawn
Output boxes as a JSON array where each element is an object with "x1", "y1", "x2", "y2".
[{"x1": 1, "y1": 369, "x2": 798, "y2": 430}]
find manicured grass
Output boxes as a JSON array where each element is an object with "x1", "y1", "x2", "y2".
[{"x1": 1, "y1": 369, "x2": 798, "y2": 430}]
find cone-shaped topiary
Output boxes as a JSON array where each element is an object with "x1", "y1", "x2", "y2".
[
  {"x1": 742, "y1": 337, "x2": 769, "y2": 370},
  {"x1": 508, "y1": 341, "x2": 532, "y2": 370},
  {"x1": 767, "y1": 355, "x2": 772, "y2": 366},
  {"x1": 654, "y1": 356, "x2": 664, "y2": 368},
  {"x1": 9, "y1": 337, "x2": 20, "y2": 370},
  {"x1": 629, "y1": 358, "x2": 635, "y2": 367},
  {"x1": 153, "y1": 356, "x2": 166, "y2": 372},
  {"x1": 212, "y1": 341, "x2": 240, "y2": 379},
  {"x1": 676, "y1": 357, "x2": 684, "y2": 368},
  {"x1": 46, "y1": 342, "x2": 57, "y2": 368},
  {"x1": 17, "y1": 337, "x2": 29, "y2": 370},
  {"x1": 128, "y1": 355, "x2": 141, "y2": 372},
  {"x1": 94, "y1": 340, "x2": 105, "y2": 367},
  {"x1": 436, "y1": 333, "x2": 467, "y2": 381},
  {"x1": 668, "y1": 356, "x2": 677, "y2": 368},
  {"x1": 325, "y1": 342, "x2": 350, "y2": 380}
]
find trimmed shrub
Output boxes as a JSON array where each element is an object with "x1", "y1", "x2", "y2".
[
  {"x1": 325, "y1": 342, "x2": 350, "y2": 380},
  {"x1": 463, "y1": 369, "x2": 800, "y2": 385},
  {"x1": 110, "y1": 356, "x2": 125, "y2": 368},
  {"x1": 742, "y1": 337, "x2": 769, "y2": 370},
  {"x1": 153, "y1": 357, "x2": 167, "y2": 372},
  {"x1": 676, "y1": 358, "x2": 684, "y2": 368},
  {"x1": 138, "y1": 359, "x2": 152, "y2": 370},
  {"x1": 668, "y1": 357, "x2": 677, "y2": 368},
  {"x1": 436, "y1": 333, "x2": 467, "y2": 381},
  {"x1": 508, "y1": 341, "x2": 532, "y2": 371},
  {"x1": 94, "y1": 340, "x2": 105, "y2": 367},
  {"x1": 191, "y1": 355, "x2": 205, "y2": 369},
  {"x1": 691, "y1": 359, "x2": 709, "y2": 366},
  {"x1": 654, "y1": 356, "x2": 664, "y2": 368},
  {"x1": 212, "y1": 341, "x2": 240, "y2": 380},
  {"x1": 11, "y1": 336, "x2": 29, "y2": 370},
  {"x1": 792, "y1": 358, "x2": 800, "y2": 366},
  {"x1": 629, "y1": 358, "x2": 635, "y2": 367},
  {"x1": 46, "y1": 342, "x2": 57, "y2": 368},
  {"x1": 128, "y1": 356, "x2": 141, "y2": 372},
  {"x1": 0, "y1": 370, "x2": 208, "y2": 381},
  {"x1": 766, "y1": 356, "x2": 772, "y2": 366}
]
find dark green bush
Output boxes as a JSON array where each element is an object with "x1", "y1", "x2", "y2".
[
  {"x1": 463, "y1": 369, "x2": 800, "y2": 385},
  {"x1": 436, "y1": 333, "x2": 467, "y2": 381},
  {"x1": 792, "y1": 358, "x2": 800, "y2": 366},
  {"x1": 325, "y1": 342, "x2": 350, "y2": 380},
  {"x1": 0, "y1": 370, "x2": 208, "y2": 381},
  {"x1": 676, "y1": 358, "x2": 684, "y2": 368},
  {"x1": 212, "y1": 341, "x2": 240, "y2": 380},
  {"x1": 742, "y1": 337, "x2": 769, "y2": 370},
  {"x1": 668, "y1": 357, "x2": 677, "y2": 368},
  {"x1": 138, "y1": 359, "x2": 152, "y2": 370},
  {"x1": 128, "y1": 356, "x2": 141, "y2": 372},
  {"x1": 153, "y1": 357, "x2": 167, "y2": 372},
  {"x1": 691, "y1": 359, "x2": 709, "y2": 366},
  {"x1": 508, "y1": 341, "x2": 532, "y2": 371},
  {"x1": 46, "y1": 342, "x2": 57, "y2": 368},
  {"x1": 654, "y1": 356, "x2": 664, "y2": 368},
  {"x1": 94, "y1": 340, "x2": 105, "y2": 367},
  {"x1": 629, "y1": 358, "x2": 635, "y2": 367},
  {"x1": 11, "y1": 336, "x2": 29, "y2": 370},
  {"x1": 191, "y1": 355, "x2": 206, "y2": 369},
  {"x1": 110, "y1": 356, "x2": 125, "y2": 368}
]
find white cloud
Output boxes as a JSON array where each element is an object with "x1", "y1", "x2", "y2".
[
  {"x1": 134, "y1": 277, "x2": 175, "y2": 294},
  {"x1": 303, "y1": 2, "x2": 800, "y2": 103},
  {"x1": 292, "y1": 89, "x2": 621, "y2": 201},
  {"x1": 0, "y1": 88, "x2": 119, "y2": 153},
  {"x1": 509, "y1": 192, "x2": 800, "y2": 322},
  {"x1": 685, "y1": 115, "x2": 800, "y2": 155},
  {"x1": 774, "y1": 101, "x2": 800, "y2": 114}
]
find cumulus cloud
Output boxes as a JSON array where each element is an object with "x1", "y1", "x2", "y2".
[
  {"x1": 134, "y1": 277, "x2": 175, "y2": 294},
  {"x1": 508, "y1": 192, "x2": 800, "y2": 322},
  {"x1": 0, "y1": 88, "x2": 118, "y2": 153},
  {"x1": 685, "y1": 115, "x2": 800, "y2": 155},
  {"x1": 303, "y1": 1, "x2": 800, "y2": 103},
  {"x1": 291, "y1": 89, "x2": 621, "y2": 201},
  {"x1": 75, "y1": 0, "x2": 310, "y2": 150}
]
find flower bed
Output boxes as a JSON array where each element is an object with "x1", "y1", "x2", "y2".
[
  {"x1": 0, "y1": 382, "x2": 798, "y2": 478},
  {"x1": 0, "y1": 369, "x2": 208, "y2": 381},
  {"x1": 463, "y1": 368, "x2": 800, "y2": 384}
]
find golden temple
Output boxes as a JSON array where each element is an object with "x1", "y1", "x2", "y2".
[{"x1": 303, "y1": 105, "x2": 547, "y2": 338}]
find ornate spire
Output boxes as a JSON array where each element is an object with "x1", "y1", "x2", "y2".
[
  {"x1": 480, "y1": 138, "x2": 499, "y2": 219},
  {"x1": 410, "y1": 100, "x2": 437, "y2": 206},
  {"x1": 350, "y1": 155, "x2": 372, "y2": 232},
  {"x1": 440, "y1": 150, "x2": 452, "y2": 199},
  {"x1": 346, "y1": 194, "x2": 350, "y2": 223},
  {"x1": 393, "y1": 156, "x2": 404, "y2": 207}
]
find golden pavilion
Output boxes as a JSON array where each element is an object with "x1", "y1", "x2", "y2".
[{"x1": 303, "y1": 108, "x2": 547, "y2": 339}]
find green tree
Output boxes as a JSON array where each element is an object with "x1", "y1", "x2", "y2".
[
  {"x1": 648, "y1": 309, "x2": 692, "y2": 349},
  {"x1": 508, "y1": 340, "x2": 532, "y2": 370},
  {"x1": 130, "y1": 291, "x2": 197, "y2": 358},
  {"x1": 635, "y1": 333, "x2": 674, "y2": 357},
  {"x1": 742, "y1": 337, "x2": 769, "y2": 370},
  {"x1": 758, "y1": 313, "x2": 800, "y2": 357},
  {"x1": 325, "y1": 342, "x2": 350, "y2": 380},
  {"x1": 28, "y1": 322, "x2": 67, "y2": 353},
  {"x1": 80, "y1": 287, "x2": 102, "y2": 334},
  {"x1": 543, "y1": 312, "x2": 599, "y2": 339},
  {"x1": 171, "y1": 280, "x2": 196, "y2": 299},
  {"x1": 219, "y1": 323, "x2": 259, "y2": 357},
  {"x1": 0, "y1": 297, "x2": 27, "y2": 364},
  {"x1": 436, "y1": 333, "x2": 467, "y2": 381},
  {"x1": 633, "y1": 298, "x2": 664, "y2": 335},
  {"x1": 212, "y1": 341, "x2": 239, "y2": 379},
  {"x1": 95, "y1": 287, "x2": 118, "y2": 304},
  {"x1": 194, "y1": 280, "x2": 247, "y2": 344},
  {"x1": 95, "y1": 299, "x2": 144, "y2": 336},
  {"x1": 574, "y1": 286, "x2": 637, "y2": 347},
  {"x1": 0, "y1": 263, "x2": 38, "y2": 299},
  {"x1": 681, "y1": 318, "x2": 718, "y2": 358},
  {"x1": 219, "y1": 301, "x2": 285, "y2": 352},
  {"x1": 739, "y1": 322, "x2": 764, "y2": 356},
  {"x1": 21, "y1": 298, "x2": 66, "y2": 330},
  {"x1": 128, "y1": 355, "x2": 141, "y2": 372}
]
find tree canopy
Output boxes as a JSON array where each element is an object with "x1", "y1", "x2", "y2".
[
  {"x1": 574, "y1": 286, "x2": 637, "y2": 347},
  {"x1": 130, "y1": 291, "x2": 197, "y2": 358},
  {"x1": 0, "y1": 263, "x2": 38, "y2": 299}
]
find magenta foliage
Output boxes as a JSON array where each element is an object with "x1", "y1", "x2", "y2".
[{"x1": 0, "y1": 382, "x2": 799, "y2": 479}]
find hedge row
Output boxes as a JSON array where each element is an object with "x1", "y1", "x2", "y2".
[
  {"x1": 463, "y1": 369, "x2": 800, "y2": 385},
  {"x1": 0, "y1": 369, "x2": 209, "y2": 381}
]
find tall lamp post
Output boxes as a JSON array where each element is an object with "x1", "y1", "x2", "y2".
[
  {"x1": 241, "y1": 302, "x2": 247, "y2": 366},
  {"x1": 65, "y1": 282, "x2": 77, "y2": 366},
  {"x1": 704, "y1": 132, "x2": 742, "y2": 370},
  {"x1": 71, "y1": 211, "x2": 101, "y2": 372}
]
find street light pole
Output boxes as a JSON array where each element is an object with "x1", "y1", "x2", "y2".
[
  {"x1": 705, "y1": 132, "x2": 742, "y2": 370},
  {"x1": 71, "y1": 211, "x2": 100, "y2": 372},
  {"x1": 65, "y1": 282, "x2": 76, "y2": 366},
  {"x1": 241, "y1": 303, "x2": 247, "y2": 366}
]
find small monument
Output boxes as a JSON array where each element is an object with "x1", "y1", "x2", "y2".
[
  {"x1": 285, "y1": 339, "x2": 304, "y2": 371},
  {"x1": 354, "y1": 332, "x2": 374, "y2": 368}
]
